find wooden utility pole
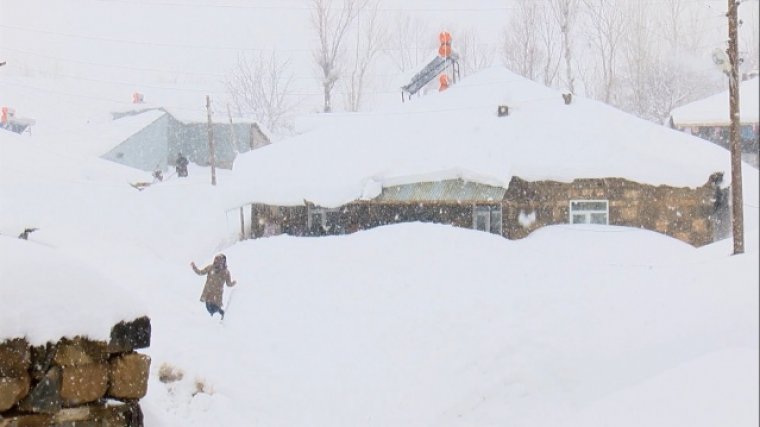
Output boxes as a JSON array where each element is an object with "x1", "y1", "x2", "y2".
[
  {"x1": 206, "y1": 95, "x2": 217, "y2": 186},
  {"x1": 727, "y1": 0, "x2": 744, "y2": 254}
]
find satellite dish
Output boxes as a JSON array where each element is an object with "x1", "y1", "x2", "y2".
[{"x1": 711, "y1": 48, "x2": 731, "y2": 73}]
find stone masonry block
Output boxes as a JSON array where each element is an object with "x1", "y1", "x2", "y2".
[
  {"x1": 0, "y1": 413, "x2": 52, "y2": 427},
  {"x1": 53, "y1": 338, "x2": 108, "y2": 367},
  {"x1": 17, "y1": 367, "x2": 63, "y2": 414},
  {"x1": 92, "y1": 402, "x2": 144, "y2": 427},
  {"x1": 60, "y1": 363, "x2": 109, "y2": 405},
  {"x1": 108, "y1": 353, "x2": 151, "y2": 400},
  {"x1": 108, "y1": 317, "x2": 151, "y2": 353},
  {"x1": 0, "y1": 339, "x2": 31, "y2": 377},
  {"x1": 52, "y1": 406, "x2": 92, "y2": 423},
  {"x1": 0, "y1": 373, "x2": 30, "y2": 411}
]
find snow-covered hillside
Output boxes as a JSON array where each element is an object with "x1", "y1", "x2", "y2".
[{"x1": 1, "y1": 109, "x2": 759, "y2": 425}]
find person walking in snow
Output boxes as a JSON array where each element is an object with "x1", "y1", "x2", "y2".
[
  {"x1": 176, "y1": 152, "x2": 189, "y2": 178},
  {"x1": 191, "y1": 254, "x2": 236, "y2": 319}
]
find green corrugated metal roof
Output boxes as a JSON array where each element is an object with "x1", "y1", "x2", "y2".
[{"x1": 375, "y1": 179, "x2": 506, "y2": 202}]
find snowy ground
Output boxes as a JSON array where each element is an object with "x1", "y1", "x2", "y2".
[{"x1": 1, "y1": 126, "x2": 758, "y2": 426}]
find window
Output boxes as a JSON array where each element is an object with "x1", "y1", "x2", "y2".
[
  {"x1": 307, "y1": 207, "x2": 327, "y2": 234},
  {"x1": 569, "y1": 200, "x2": 609, "y2": 225},
  {"x1": 307, "y1": 206, "x2": 339, "y2": 235},
  {"x1": 473, "y1": 205, "x2": 502, "y2": 234}
]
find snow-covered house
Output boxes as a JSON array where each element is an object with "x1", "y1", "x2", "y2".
[
  {"x1": 102, "y1": 107, "x2": 270, "y2": 172},
  {"x1": 669, "y1": 77, "x2": 759, "y2": 167},
  {"x1": 231, "y1": 67, "x2": 740, "y2": 247}
]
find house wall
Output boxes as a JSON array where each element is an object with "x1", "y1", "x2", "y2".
[
  {"x1": 250, "y1": 201, "x2": 483, "y2": 238},
  {"x1": 168, "y1": 121, "x2": 255, "y2": 169},
  {"x1": 502, "y1": 176, "x2": 728, "y2": 247},
  {"x1": 101, "y1": 114, "x2": 169, "y2": 172},
  {"x1": 674, "y1": 124, "x2": 759, "y2": 168},
  {"x1": 245, "y1": 176, "x2": 728, "y2": 247}
]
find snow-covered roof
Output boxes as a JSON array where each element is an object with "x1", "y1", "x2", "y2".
[
  {"x1": 230, "y1": 67, "x2": 734, "y2": 208},
  {"x1": 670, "y1": 77, "x2": 759, "y2": 127},
  {"x1": 0, "y1": 236, "x2": 146, "y2": 345},
  {"x1": 110, "y1": 106, "x2": 260, "y2": 126}
]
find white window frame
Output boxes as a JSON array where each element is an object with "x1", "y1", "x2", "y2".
[
  {"x1": 569, "y1": 200, "x2": 609, "y2": 225},
  {"x1": 473, "y1": 205, "x2": 503, "y2": 234},
  {"x1": 307, "y1": 206, "x2": 327, "y2": 230},
  {"x1": 307, "y1": 206, "x2": 340, "y2": 232}
]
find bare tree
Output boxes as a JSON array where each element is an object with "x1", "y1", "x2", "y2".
[
  {"x1": 548, "y1": 0, "x2": 580, "y2": 92},
  {"x1": 344, "y1": 0, "x2": 385, "y2": 112},
  {"x1": 501, "y1": 0, "x2": 543, "y2": 81},
  {"x1": 739, "y1": 1, "x2": 759, "y2": 73},
  {"x1": 311, "y1": 0, "x2": 360, "y2": 112},
  {"x1": 226, "y1": 52, "x2": 296, "y2": 133},
  {"x1": 385, "y1": 13, "x2": 434, "y2": 73},
  {"x1": 537, "y1": 10, "x2": 562, "y2": 87},
  {"x1": 620, "y1": 1, "x2": 655, "y2": 118},
  {"x1": 614, "y1": 0, "x2": 723, "y2": 123},
  {"x1": 580, "y1": 0, "x2": 626, "y2": 104},
  {"x1": 501, "y1": 0, "x2": 560, "y2": 86},
  {"x1": 456, "y1": 27, "x2": 495, "y2": 78}
]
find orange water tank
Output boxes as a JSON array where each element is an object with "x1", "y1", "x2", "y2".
[
  {"x1": 438, "y1": 31, "x2": 452, "y2": 58},
  {"x1": 439, "y1": 74, "x2": 449, "y2": 91}
]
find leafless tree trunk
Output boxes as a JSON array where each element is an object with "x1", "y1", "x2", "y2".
[
  {"x1": 501, "y1": 0, "x2": 543, "y2": 81},
  {"x1": 344, "y1": 0, "x2": 384, "y2": 112},
  {"x1": 620, "y1": 1, "x2": 654, "y2": 118},
  {"x1": 311, "y1": 0, "x2": 360, "y2": 113},
  {"x1": 226, "y1": 52, "x2": 296, "y2": 133},
  {"x1": 548, "y1": 0, "x2": 579, "y2": 93},
  {"x1": 538, "y1": 12, "x2": 562, "y2": 87}
]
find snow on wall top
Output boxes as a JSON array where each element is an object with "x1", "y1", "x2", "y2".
[
  {"x1": 0, "y1": 236, "x2": 146, "y2": 345},
  {"x1": 670, "y1": 77, "x2": 759, "y2": 126},
  {"x1": 230, "y1": 67, "x2": 733, "y2": 208}
]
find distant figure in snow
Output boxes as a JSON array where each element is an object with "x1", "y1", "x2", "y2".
[
  {"x1": 176, "y1": 153, "x2": 189, "y2": 178},
  {"x1": 191, "y1": 254, "x2": 236, "y2": 319},
  {"x1": 18, "y1": 227, "x2": 38, "y2": 240}
]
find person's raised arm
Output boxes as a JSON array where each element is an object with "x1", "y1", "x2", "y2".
[{"x1": 191, "y1": 262, "x2": 210, "y2": 275}]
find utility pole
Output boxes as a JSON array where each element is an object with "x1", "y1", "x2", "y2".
[
  {"x1": 206, "y1": 95, "x2": 217, "y2": 186},
  {"x1": 727, "y1": 0, "x2": 744, "y2": 254}
]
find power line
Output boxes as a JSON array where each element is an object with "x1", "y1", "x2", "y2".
[{"x1": 0, "y1": 45, "x2": 226, "y2": 77}]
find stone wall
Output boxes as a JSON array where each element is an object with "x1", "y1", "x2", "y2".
[
  {"x1": 0, "y1": 317, "x2": 151, "y2": 427},
  {"x1": 503, "y1": 176, "x2": 727, "y2": 247}
]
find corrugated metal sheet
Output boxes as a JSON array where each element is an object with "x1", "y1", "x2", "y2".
[{"x1": 375, "y1": 179, "x2": 506, "y2": 202}]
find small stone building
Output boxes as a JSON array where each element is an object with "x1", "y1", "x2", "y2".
[{"x1": 232, "y1": 67, "x2": 736, "y2": 247}]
